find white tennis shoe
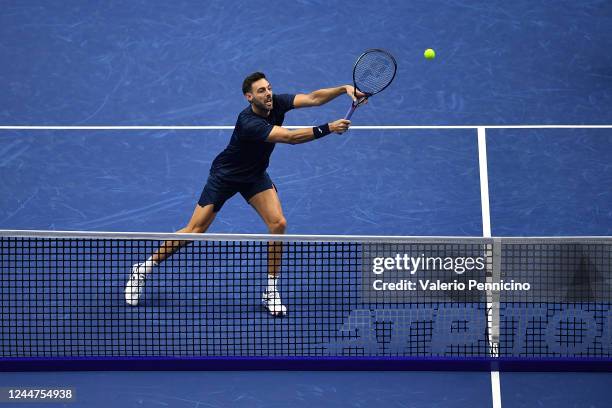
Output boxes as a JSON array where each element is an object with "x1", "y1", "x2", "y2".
[
  {"x1": 262, "y1": 290, "x2": 287, "y2": 317},
  {"x1": 125, "y1": 263, "x2": 147, "y2": 306}
]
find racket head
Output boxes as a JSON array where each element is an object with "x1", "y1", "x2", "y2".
[{"x1": 352, "y1": 48, "x2": 397, "y2": 97}]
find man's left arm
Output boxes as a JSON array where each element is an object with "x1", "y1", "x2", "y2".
[{"x1": 294, "y1": 85, "x2": 364, "y2": 108}]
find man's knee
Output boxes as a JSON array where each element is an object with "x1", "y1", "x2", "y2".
[
  {"x1": 181, "y1": 219, "x2": 211, "y2": 234},
  {"x1": 181, "y1": 205, "x2": 215, "y2": 234},
  {"x1": 179, "y1": 224, "x2": 206, "y2": 234},
  {"x1": 188, "y1": 224, "x2": 207, "y2": 234},
  {"x1": 268, "y1": 217, "x2": 287, "y2": 234}
]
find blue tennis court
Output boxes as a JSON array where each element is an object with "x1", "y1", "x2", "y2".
[{"x1": 2, "y1": 1, "x2": 612, "y2": 407}]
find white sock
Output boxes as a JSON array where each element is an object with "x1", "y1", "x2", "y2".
[
  {"x1": 139, "y1": 257, "x2": 158, "y2": 274},
  {"x1": 267, "y1": 276, "x2": 278, "y2": 293}
]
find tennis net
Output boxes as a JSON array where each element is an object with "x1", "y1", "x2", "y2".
[{"x1": 1, "y1": 230, "x2": 611, "y2": 369}]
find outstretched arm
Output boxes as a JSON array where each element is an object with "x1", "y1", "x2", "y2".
[
  {"x1": 266, "y1": 119, "x2": 351, "y2": 144},
  {"x1": 294, "y1": 85, "x2": 365, "y2": 108}
]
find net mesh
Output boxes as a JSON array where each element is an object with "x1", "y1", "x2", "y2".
[
  {"x1": 353, "y1": 50, "x2": 396, "y2": 95},
  {"x1": 1, "y1": 232, "x2": 611, "y2": 362}
]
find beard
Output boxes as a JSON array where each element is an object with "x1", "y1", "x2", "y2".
[{"x1": 252, "y1": 97, "x2": 273, "y2": 112}]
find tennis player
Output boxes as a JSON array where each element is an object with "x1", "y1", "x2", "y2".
[{"x1": 125, "y1": 72, "x2": 364, "y2": 316}]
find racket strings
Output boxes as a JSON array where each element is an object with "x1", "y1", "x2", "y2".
[{"x1": 353, "y1": 52, "x2": 396, "y2": 95}]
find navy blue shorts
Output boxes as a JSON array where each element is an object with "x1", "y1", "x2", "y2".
[{"x1": 198, "y1": 172, "x2": 276, "y2": 212}]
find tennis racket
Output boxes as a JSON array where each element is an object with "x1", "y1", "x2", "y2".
[{"x1": 345, "y1": 49, "x2": 397, "y2": 120}]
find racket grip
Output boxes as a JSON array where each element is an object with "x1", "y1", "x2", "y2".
[{"x1": 344, "y1": 103, "x2": 357, "y2": 120}]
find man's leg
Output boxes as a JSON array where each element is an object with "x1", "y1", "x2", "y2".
[
  {"x1": 248, "y1": 187, "x2": 288, "y2": 316},
  {"x1": 249, "y1": 187, "x2": 287, "y2": 276},
  {"x1": 125, "y1": 204, "x2": 217, "y2": 306},
  {"x1": 152, "y1": 204, "x2": 217, "y2": 263}
]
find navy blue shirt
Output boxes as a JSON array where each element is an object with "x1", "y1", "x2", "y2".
[{"x1": 210, "y1": 93, "x2": 296, "y2": 182}]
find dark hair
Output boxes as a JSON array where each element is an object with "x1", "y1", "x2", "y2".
[{"x1": 242, "y1": 72, "x2": 266, "y2": 94}]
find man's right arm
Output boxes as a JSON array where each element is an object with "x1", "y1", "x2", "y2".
[
  {"x1": 266, "y1": 119, "x2": 351, "y2": 144},
  {"x1": 293, "y1": 86, "x2": 366, "y2": 108}
]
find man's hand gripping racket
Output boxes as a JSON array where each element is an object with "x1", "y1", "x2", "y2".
[{"x1": 344, "y1": 49, "x2": 397, "y2": 120}]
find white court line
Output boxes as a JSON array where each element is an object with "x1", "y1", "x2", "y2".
[
  {"x1": 478, "y1": 127, "x2": 502, "y2": 408},
  {"x1": 0, "y1": 124, "x2": 611, "y2": 130},
  {"x1": 490, "y1": 371, "x2": 502, "y2": 408},
  {"x1": 478, "y1": 127, "x2": 492, "y2": 238}
]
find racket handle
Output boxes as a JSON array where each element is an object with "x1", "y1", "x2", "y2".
[{"x1": 344, "y1": 103, "x2": 357, "y2": 120}]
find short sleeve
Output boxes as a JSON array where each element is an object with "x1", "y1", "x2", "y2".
[
  {"x1": 274, "y1": 93, "x2": 296, "y2": 114},
  {"x1": 237, "y1": 114, "x2": 273, "y2": 142}
]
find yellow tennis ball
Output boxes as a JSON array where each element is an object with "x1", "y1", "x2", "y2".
[{"x1": 424, "y1": 49, "x2": 436, "y2": 60}]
